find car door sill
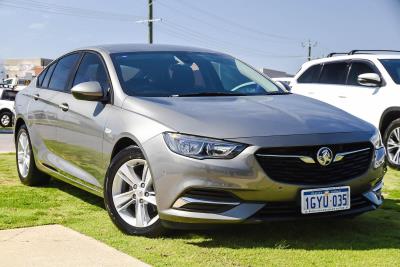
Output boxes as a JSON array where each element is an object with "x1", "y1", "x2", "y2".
[{"x1": 40, "y1": 162, "x2": 103, "y2": 197}]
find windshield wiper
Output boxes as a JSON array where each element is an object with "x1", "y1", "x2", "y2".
[{"x1": 170, "y1": 92, "x2": 247, "y2": 97}]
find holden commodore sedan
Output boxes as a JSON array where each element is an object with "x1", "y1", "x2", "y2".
[{"x1": 14, "y1": 44, "x2": 386, "y2": 236}]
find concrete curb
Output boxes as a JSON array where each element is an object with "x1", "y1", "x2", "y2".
[{"x1": 0, "y1": 225, "x2": 151, "y2": 267}]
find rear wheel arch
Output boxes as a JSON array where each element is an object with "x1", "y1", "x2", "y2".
[
  {"x1": 14, "y1": 118, "x2": 26, "y2": 141},
  {"x1": 379, "y1": 107, "x2": 400, "y2": 135}
]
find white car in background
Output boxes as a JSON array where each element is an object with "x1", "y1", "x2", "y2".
[
  {"x1": 1, "y1": 78, "x2": 32, "y2": 91},
  {"x1": 0, "y1": 89, "x2": 17, "y2": 127},
  {"x1": 290, "y1": 50, "x2": 400, "y2": 168}
]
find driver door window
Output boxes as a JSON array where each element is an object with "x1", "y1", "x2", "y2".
[
  {"x1": 72, "y1": 52, "x2": 110, "y2": 91},
  {"x1": 347, "y1": 62, "x2": 377, "y2": 86}
]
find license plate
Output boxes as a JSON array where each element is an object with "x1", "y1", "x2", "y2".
[{"x1": 301, "y1": 186, "x2": 350, "y2": 214}]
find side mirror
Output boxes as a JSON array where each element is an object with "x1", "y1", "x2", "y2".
[
  {"x1": 275, "y1": 81, "x2": 291, "y2": 91},
  {"x1": 71, "y1": 81, "x2": 105, "y2": 101},
  {"x1": 357, "y1": 73, "x2": 382, "y2": 87}
]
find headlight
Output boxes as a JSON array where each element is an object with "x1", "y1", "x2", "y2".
[
  {"x1": 370, "y1": 129, "x2": 384, "y2": 149},
  {"x1": 163, "y1": 132, "x2": 246, "y2": 159}
]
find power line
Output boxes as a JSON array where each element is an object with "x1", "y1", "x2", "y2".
[
  {"x1": 157, "y1": 0, "x2": 300, "y2": 44},
  {"x1": 173, "y1": 0, "x2": 300, "y2": 42},
  {"x1": 0, "y1": 0, "x2": 144, "y2": 22}
]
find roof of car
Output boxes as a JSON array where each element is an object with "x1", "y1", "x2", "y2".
[
  {"x1": 79, "y1": 43, "x2": 221, "y2": 54},
  {"x1": 302, "y1": 54, "x2": 400, "y2": 68}
]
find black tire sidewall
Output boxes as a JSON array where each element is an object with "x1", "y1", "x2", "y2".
[
  {"x1": 104, "y1": 145, "x2": 164, "y2": 236},
  {"x1": 383, "y1": 118, "x2": 400, "y2": 169},
  {"x1": 0, "y1": 111, "x2": 12, "y2": 127}
]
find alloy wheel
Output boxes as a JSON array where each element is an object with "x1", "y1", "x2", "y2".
[
  {"x1": 111, "y1": 159, "x2": 159, "y2": 228},
  {"x1": 1, "y1": 114, "x2": 10, "y2": 127},
  {"x1": 17, "y1": 131, "x2": 31, "y2": 178},
  {"x1": 387, "y1": 127, "x2": 400, "y2": 165}
]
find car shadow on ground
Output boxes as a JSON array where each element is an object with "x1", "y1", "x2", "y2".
[
  {"x1": 44, "y1": 179, "x2": 104, "y2": 209},
  {"x1": 45, "y1": 178, "x2": 400, "y2": 250}
]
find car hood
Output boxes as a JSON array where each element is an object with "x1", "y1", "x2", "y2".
[{"x1": 122, "y1": 94, "x2": 374, "y2": 139}]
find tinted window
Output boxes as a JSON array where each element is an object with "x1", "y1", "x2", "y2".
[
  {"x1": 73, "y1": 53, "x2": 110, "y2": 91},
  {"x1": 297, "y1": 64, "x2": 321, "y2": 83},
  {"x1": 1, "y1": 90, "x2": 17, "y2": 101},
  {"x1": 347, "y1": 62, "x2": 376, "y2": 86},
  {"x1": 111, "y1": 52, "x2": 283, "y2": 97},
  {"x1": 41, "y1": 63, "x2": 57, "y2": 88},
  {"x1": 48, "y1": 53, "x2": 80, "y2": 91},
  {"x1": 319, "y1": 62, "x2": 348, "y2": 84},
  {"x1": 380, "y1": 59, "x2": 400, "y2": 84},
  {"x1": 37, "y1": 68, "x2": 48, "y2": 87}
]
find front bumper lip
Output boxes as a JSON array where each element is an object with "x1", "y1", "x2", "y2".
[{"x1": 162, "y1": 180, "x2": 384, "y2": 225}]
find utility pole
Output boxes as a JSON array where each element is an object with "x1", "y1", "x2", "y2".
[
  {"x1": 148, "y1": 0, "x2": 153, "y2": 44},
  {"x1": 302, "y1": 39, "x2": 318, "y2": 61}
]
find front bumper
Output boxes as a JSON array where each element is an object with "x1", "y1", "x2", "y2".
[{"x1": 142, "y1": 133, "x2": 386, "y2": 226}]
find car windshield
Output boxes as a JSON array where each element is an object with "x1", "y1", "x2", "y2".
[
  {"x1": 111, "y1": 51, "x2": 285, "y2": 97},
  {"x1": 380, "y1": 59, "x2": 400, "y2": 84}
]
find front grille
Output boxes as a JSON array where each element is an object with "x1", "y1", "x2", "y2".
[
  {"x1": 256, "y1": 142, "x2": 373, "y2": 185},
  {"x1": 253, "y1": 195, "x2": 373, "y2": 220}
]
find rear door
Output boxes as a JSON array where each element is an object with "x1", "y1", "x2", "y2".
[
  {"x1": 293, "y1": 61, "x2": 351, "y2": 111},
  {"x1": 55, "y1": 51, "x2": 112, "y2": 188},
  {"x1": 291, "y1": 63, "x2": 322, "y2": 97},
  {"x1": 28, "y1": 53, "x2": 81, "y2": 170},
  {"x1": 27, "y1": 60, "x2": 60, "y2": 167}
]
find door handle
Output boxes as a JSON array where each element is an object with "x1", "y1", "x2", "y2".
[
  {"x1": 33, "y1": 94, "x2": 39, "y2": 100},
  {"x1": 58, "y1": 103, "x2": 69, "y2": 112},
  {"x1": 338, "y1": 95, "x2": 347, "y2": 98}
]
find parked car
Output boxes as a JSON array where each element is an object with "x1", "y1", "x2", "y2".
[
  {"x1": 14, "y1": 44, "x2": 386, "y2": 236},
  {"x1": 0, "y1": 89, "x2": 16, "y2": 127},
  {"x1": 291, "y1": 50, "x2": 400, "y2": 169},
  {"x1": 1, "y1": 78, "x2": 32, "y2": 91}
]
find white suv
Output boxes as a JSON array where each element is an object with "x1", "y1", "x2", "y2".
[
  {"x1": 0, "y1": 89, "x2": 16, "y2": 127},
  {"x1": 291, "y1": 50, "x2": 400, "y2": 169}
]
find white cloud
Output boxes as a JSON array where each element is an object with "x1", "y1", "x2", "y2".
[{"x1": 28, "y1": 23, "x2": 46, "y2": 30}]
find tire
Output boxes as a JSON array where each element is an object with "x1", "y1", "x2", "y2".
[
  {"x1": 383, "y1": 118, "x2": 400, "y2": 169},
  {"x1": 16, "y1": 125, "x2": 51, "y2": 186},
  {"x1": 104, "y1": 145, "x2": 165, "y2": 236},
  {"x1": 0, "y1": 110, "x2": 13, "y2": 127}
]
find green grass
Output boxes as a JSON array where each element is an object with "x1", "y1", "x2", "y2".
[{"x1": 1, "y1": 153, "x2": 400, "y2": 266}]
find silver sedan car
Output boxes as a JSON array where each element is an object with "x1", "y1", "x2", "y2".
[{"x1": 14, "y1": 44, "x2": 386, "y2": 236}]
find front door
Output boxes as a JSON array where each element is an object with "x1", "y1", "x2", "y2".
[{"x1": 55, "y1": 52, "x2": 112, "y2": 188}]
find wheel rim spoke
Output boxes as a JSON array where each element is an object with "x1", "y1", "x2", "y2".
[
  {"x1": 142, "y1": 193, "x2": 157, "y2": 206},
  {"x1": 135, "y1": 201, "x2": 150, "y2": 227},
  {"x1": 113, "y1": 190, "x2": 135, "y2": 208},
  {"x1": 116, "y1": 164, "x2": 139, "y2": 187},
  {"x1": 117, "y1": 199, "x2": 135, "y2": 212}
]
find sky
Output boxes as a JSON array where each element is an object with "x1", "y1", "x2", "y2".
[{"x1": 1, "y1": 0, "x2": 400, "y2": 74}]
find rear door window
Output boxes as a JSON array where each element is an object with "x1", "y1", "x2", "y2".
[
  {"x1": 297, "y1": 64, "x2": 321, "y2": 83},
  {"x1": 41, "y1": 63, "x2": 57, "y2": 88},
  {"x1": 319, "y1": 62, "x2": 348, "y2": 84},
  {"x1": 37, "y1": 68, "x2": 48, "y2": 87},
  {"x1": 347, "y1": 62, "x2": 377, "y2": 86},
  {"x1": 48, "y1": 53, "x2": 81, "y2": 91}
]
